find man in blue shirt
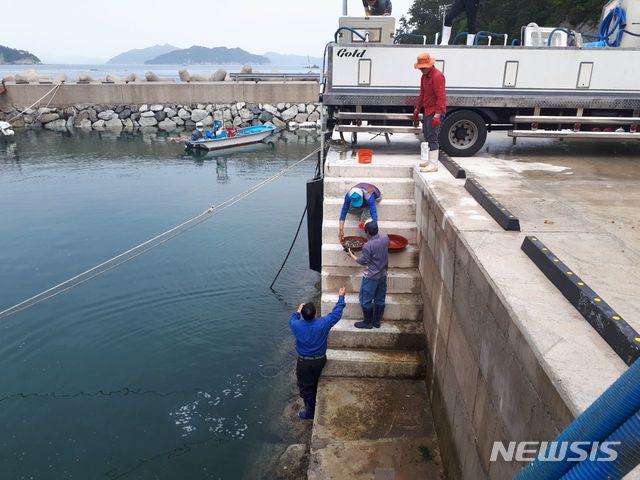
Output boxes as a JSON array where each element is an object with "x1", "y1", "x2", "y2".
[
  {"x1": 289, "y1": 286, "x2": 346, "y2": 419},
  {"x1": 338, "y1": 182, "x2": 382, "y2": 242},
  {"x1": 347, "y1": 221, "x2": 389, "y2": 329}
]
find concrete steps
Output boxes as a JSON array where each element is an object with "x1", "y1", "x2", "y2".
[
  {"x1": 324, "y1": 348, "x2": 426, "y2": 378},
  {"x1": 322, "y1": 293, "x2": 422, "y2": 321},
  {"x1": 326, "y1": 162, "x2": 417, "y2": 178},
  {"x1": 322, "y1": 219, "x2": 417, "y2": 244},
  {"x1": 321, "y1": 267, "x2": 421, "y2": 294},
  {"x1": 320, "y1": 155, "x2": 425, "y2": 373},
  {"x1": 322, "y1": 243, "x2": 419, "y2": 269},
  {"x1": 324, "y1": 176, "x2": 416, "y2": 199},
  {"x1": 309, "y1": 377, "x2": 442, "y2": 480},
  {"x1": 329, "y1": 320, "x2": 424, "y2": 350},
  {"x1": 308, "y1": 148, "x2": 440, "y2": 480},
  {"x1": 324, "y1": 197, "x2": 416, "y2": 221}
]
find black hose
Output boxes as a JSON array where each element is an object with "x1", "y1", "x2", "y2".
[
  {"x1": 269, "y1": 206, "x2": 308, "y2": 290},
  {"x1": 334, "y1": 27, "x2": 367, "y2": 44},
  {"x1": 321, "y1": 41, "x2": 332, "y2": 85},
  {"x1": 474, "y1": 31, "x2": 508, "y2": 45},
  {"x1": 451, "y1": 31, "x2": 469, "y2": 44},
  {"x1": 546, "y1": 28, "x2": 572, "y2": 46},
  {"x1": 394, "y1": 33, "x2": 427, "y2": 45}
]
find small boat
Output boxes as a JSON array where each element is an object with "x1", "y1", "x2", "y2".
[
  {"x1": 306, "y1": 55, "x2": 319, "y2": 69},
  {"x1": 178, "y1": 124, "x2": 276, "y2": 151},
  {"x1": 0, "y1": 121, "x2": 15, "y2": 137}
]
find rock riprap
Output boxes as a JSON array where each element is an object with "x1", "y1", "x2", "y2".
[{"x1": 0, "y1": 102, "x2": 325, "y2": 132}]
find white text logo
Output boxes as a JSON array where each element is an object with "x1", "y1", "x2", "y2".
[{"x1": 490, "y1": 441, "x2": 620, "y2": 462}]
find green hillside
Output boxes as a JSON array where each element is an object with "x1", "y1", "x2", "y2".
[
  {"x1": 107, "y1": 44, "x2": 179, "y2": 64},
  {"x1": 146, "y1": 46, "x2": 270, "y2": 65},
  {"x1": 0, "y1": 45, "x2": 41, "y2": 64},
  {"x1": 398, "y1": 0, "x2": 604, "y2": 43}
]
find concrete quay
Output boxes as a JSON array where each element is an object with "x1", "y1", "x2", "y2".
[
  {"x1": 311, "y1": 133, "x2": 640, "y2": 479},
  {"x1": 309, "y1": 378, "x2": 443, "y2": 480},
  {"x1": 0, "y1": 81, "x2": 319, "y2": 108}
]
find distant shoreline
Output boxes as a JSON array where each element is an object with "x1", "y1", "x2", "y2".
[{"x1": 0, "y1": 64, "x2": 319, "y2": 83}]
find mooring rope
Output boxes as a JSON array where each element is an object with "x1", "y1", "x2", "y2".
[
  {"x1": 8, "y1": 83, "x2": 62, "y2": 123},
  {"x1": 0, "y1": 386, "x2": 205, "y2": 404},
  {"x1": 0, "y1": 147, "x2": 320, "y2": 320},
  {"x1": 269, "y1": 205, "x2": 307, "y2": 290}
]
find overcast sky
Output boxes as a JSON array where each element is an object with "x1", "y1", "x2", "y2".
[{"x1": 4, "y1": 0, "x2": 415, "y2": 63}]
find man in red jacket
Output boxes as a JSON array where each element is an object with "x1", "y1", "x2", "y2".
[{"x1": 413, "y1": 53, "x2": 446, "y2": 172}]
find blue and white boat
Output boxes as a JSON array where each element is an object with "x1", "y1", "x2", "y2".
[
  {"x1": 178, "y1": 123, "x2": 276, "y2": 151},
  {"x1": 0, "y1": 121, "x2": 15, "y2": 138}
]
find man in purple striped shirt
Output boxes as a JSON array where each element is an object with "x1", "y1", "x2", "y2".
[{"x1": 347, "y1": 220, "x2": 389, "y2": 329}]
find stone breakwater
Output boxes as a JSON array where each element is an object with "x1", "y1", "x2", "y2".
[{"x1": 1, "y1": 102, "x2": 324, "y2": 132}]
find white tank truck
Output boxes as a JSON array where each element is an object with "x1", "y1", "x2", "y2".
[{"x1": 322, "y1": 0, "x2": 640, "y2": 156}]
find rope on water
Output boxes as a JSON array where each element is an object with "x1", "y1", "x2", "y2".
[
  {"x1": 8, "y1": 83, "x2": 62, "y2": 123},
  {"x1": 0, "y1": 147, "x2": 320, "y2": 320},
  {"x1": 0, "y1": 386, "x2": 205, "y2": 404}
]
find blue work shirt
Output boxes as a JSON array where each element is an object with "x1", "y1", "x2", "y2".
[
  {"x1": 357, "y1": 233, "x2": 389, "y2": 279},
  {"x1": 339, "y1": 183, "x2": 381, "y2": 222},
  {"x1": 289, "y1": 296, "x2": 346, "y2": 356}
]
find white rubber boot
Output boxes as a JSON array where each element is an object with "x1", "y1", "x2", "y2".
[
  {"x1": 420, "y1": 149, "x2": 439, "y2": 173},
  {"x1": 419, "y1": 141, "x2": 429, "y2": 167},
  {"x1": 440, "y1": 26, "x2": 452, "y2": 45},
  {"x1": 467, "y1": 33, "x2": 476, "y2": 46}
]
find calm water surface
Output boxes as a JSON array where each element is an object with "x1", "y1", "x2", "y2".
[
  {"x1": 0, "y1": 64, "x2": 318, "y2": 82},
  {"x1": 0, "y1": 129, "x2": 320, "y2": 479}
]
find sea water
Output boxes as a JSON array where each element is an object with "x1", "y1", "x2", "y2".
[
  {"x1": 0, "y1": 64, "x2": 319, "y2": 82},
  {"x1": 0, "y1": 128, "x2": 319, "y2": 479}
]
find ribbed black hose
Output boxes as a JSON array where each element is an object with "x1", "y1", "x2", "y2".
[{"x1": 269, "y1": 206, "x2": 308, "y2": 290}]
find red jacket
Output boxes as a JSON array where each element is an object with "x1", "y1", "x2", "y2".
[{"x1": 415, "y1": 68, "x2": 446, "y2": 116}]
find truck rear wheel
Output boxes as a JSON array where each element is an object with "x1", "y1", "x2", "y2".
[{"x1": 439, "y1": 110, "x2": 487, "y2": 157}]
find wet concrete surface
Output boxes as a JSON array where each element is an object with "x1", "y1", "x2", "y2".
[
  {"x1": 478, "y1": 133, "x2": 640, "y2": 250},
  {"x1": 309, "y1": 377, "x2": 443, "y2": 480},
  {"x1": 460, "y1": 132, "x2": 640, "y2": 331}
]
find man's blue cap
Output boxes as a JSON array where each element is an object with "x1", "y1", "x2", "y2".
[{"x1": 349, "y1": 188, "x2": 364, "y2": 207}]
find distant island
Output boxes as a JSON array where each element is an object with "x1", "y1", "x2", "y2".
[
  {"x1": 0, "y1": 45, "x2": 41, "y2": 65},
  {"x1": 263, "y1": 52, "x2": 322, "y2": 67},
  {"x1": 145, "y1": 46, "x2": 270, "y2": 65},
  {"x1": 107, "y1": 44, "x2": 179, "y2": 64},
  {"x1": 105, "y1": 45, "x2": 322, "y2": 67}
]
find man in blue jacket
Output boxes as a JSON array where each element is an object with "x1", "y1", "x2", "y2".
[{"x1": 289, "y1": 286, "x2": 346, "y2": 420}]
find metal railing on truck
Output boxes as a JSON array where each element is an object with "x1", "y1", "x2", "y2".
[
  {"x1": 510, "y1": 113, "x2": 640, "y2": 140},
  {"x1": 229, "y1": 73, "x2": 320, "y2": 82}
]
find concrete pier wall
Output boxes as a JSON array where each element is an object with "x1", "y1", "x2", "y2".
[
  {"x1": 415, "y1": 173, "x2": 567, "y2": 478},
  {"x1": 0, "y1": 81, "x2": 319, "y2": 108},
  {"x1": 413, "y1": 169, "x2": 632, "y2": 479}
]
